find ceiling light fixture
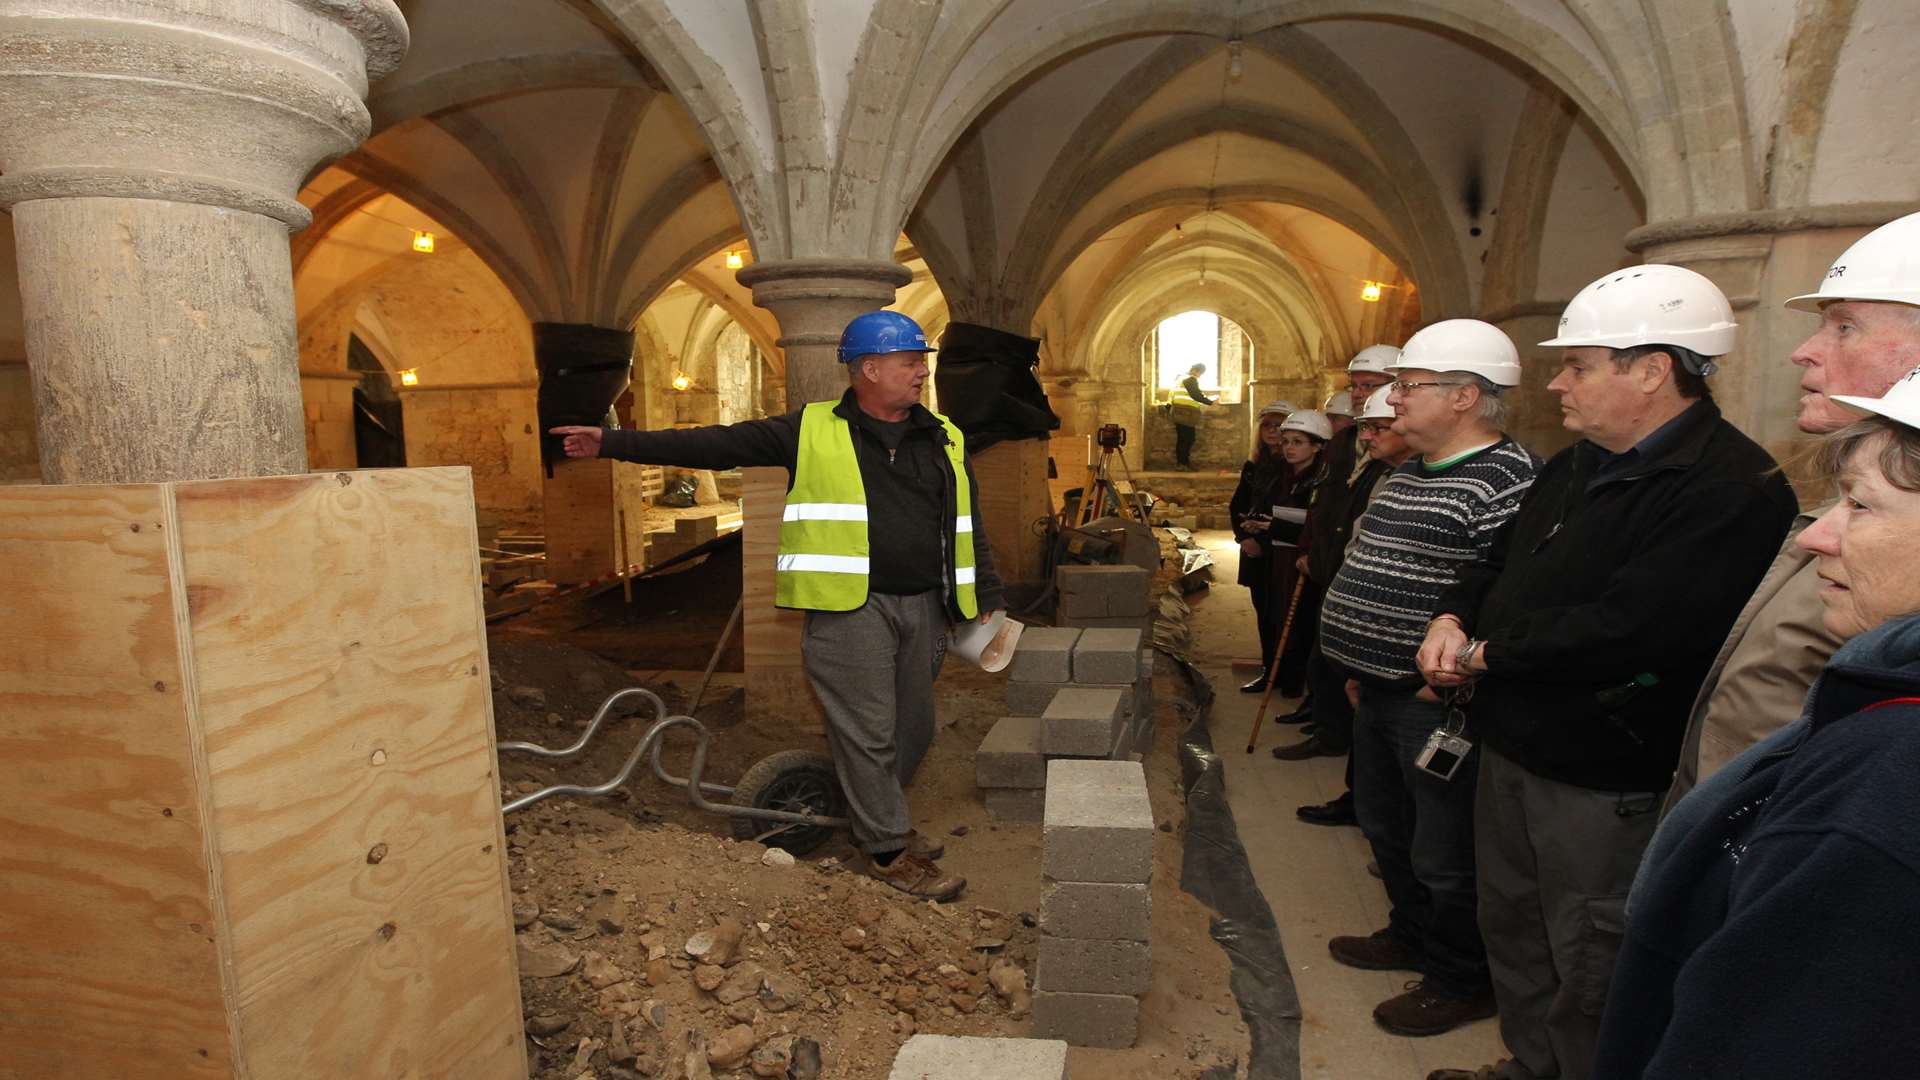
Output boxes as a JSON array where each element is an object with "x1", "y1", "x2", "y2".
[
  {"x1": 1228, "y1": 37, "x2": 1244, "y2": 81},
  {"x1": 410, "y1": 230, "x2": 435, "y2": 254},
  {"x1": 724, "y1": 249, "x2": 745, "y2": 270},
  {"x1": 671, "y1": 372, "x2": 693, "y2": 392},
  {"x1": 399, "y1": 368, "x2": 420, "y2": 386},
  {"x1": 1361, "y1": 281, "x2": 1384, "y2": 303}
]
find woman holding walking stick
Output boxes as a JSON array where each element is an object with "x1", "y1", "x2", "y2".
[{"x1": 1230, "y1": 405, "x2": 1331, "y2": 694}]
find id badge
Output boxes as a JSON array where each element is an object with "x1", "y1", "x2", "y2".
[{"x1": 1414, "y1": 728, "x2": 1473, "y2": 781}]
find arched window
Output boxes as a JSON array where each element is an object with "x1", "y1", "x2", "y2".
[{"x1": 1150, "y1": 310, "x2": 1252, "y2": 404}]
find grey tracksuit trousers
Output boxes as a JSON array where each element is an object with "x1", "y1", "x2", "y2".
[{"x1": 801, "y1": 591, "x2": 947, "y2": 855}]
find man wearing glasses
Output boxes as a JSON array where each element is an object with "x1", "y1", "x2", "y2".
[{"x1": 1319, "y1": 319, "x2": 1540, "y2": 1037}]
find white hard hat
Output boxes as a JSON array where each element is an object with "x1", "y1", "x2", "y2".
[
  {"x1": 1356, "y1": 385, "x2": 1395, "y2": 421},
  {"x1": 1539, "y1": 264, "x2": 1737, "y2": 364},
  {"x1": 1787, "y1": 211, "x2": 1920, "y2": 312},
  {"x1": 1323, "y1": 390, "x2": 1354, "y2": 417},
  {"x1": 1280, "y1": 410, "x2": 1334, "y2": 441},
  {"x1": 1256, "y1": 399, "x2": 1299, "y2": 419},
  {"x1": 1834, "y1": 364, "x2": 1920, "y2": 431},
  {"x1": 1387, "y1": 319, "x2": 1522, "y2": 387},
  {"x1": 1348, "y1": 344, "x2": 1402, "y2": 375}
]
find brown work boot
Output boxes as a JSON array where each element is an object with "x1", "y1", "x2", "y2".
[
  {"x1": 1373, "y1": 979, "x2": 1496, "y2": 1037},
  {"x1": 906, "y1": 830, "x2": 945, "y2": 860},
  {"x1": 862, "y1": 849, "x2": 965, "y2": 902},
  {"x1": 1328, "y1": 928, "x2": 1425, "y2": 972}
]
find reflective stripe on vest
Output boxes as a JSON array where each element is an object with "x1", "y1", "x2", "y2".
[{"x1": 775, "y1": 401, "x2": 978, "y2": 616}]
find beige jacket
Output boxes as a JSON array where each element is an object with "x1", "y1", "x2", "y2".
[{"x1": 1664, "y1": 512, "x2": 1842, "y2": 811}]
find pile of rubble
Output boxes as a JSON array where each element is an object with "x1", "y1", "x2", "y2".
[{"x1": 504, "y1": 799, "x2": 1038, "y2": 1079}]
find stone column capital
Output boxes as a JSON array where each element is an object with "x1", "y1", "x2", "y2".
[
  {"x1": 0, "y1": 0, "x2": 408, "y2": 229},
  {"x1": 734, "y1": 258, "x2": 913, "y2": 307},
  {"x1": 734, "y1": 258, "x2": 913, "y2": 405}
]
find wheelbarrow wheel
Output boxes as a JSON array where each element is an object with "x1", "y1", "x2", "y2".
[{"x1": 729, "y1": 749, "x2": 845, "y2": 856}]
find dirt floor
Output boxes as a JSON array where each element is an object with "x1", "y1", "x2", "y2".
[{"x1": 487, "y1": 550, "x2": 1252, "y2": 1078}]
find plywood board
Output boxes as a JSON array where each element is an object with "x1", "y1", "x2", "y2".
[
  {"x1": 739, "y1": 466, "x2": 817, "y2": 724},
  {"x1": 0, "y1": 484, "x2": 236, "y2": 1078},
  {"x1": 0, "y1": 470, "x2": 525, "y2": 1080},
  {"x1": 973, "y1": 437, "x2": 1053, "y2": 585}
]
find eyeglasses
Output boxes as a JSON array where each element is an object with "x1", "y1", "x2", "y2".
[
  {"x1": 1391, "y1": 380, "x2": 1457, "y2": 395},
  {"x1": 1358, "y1": 421, "x2": 1395, "y2": 433}
]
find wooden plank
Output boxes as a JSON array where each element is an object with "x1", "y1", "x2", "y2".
[
  {"x1": 172, "y1": 469, "x2": 523, "y2": 1078},
  {"x1": 972, "y1": 437, "x2": 1053, "y2": 585},
  {"x1": 0, "y1": 484, "x2": 237, "y2": 1079},
  {"x1": 739, "y1": 466, "x2": 817, "y2": 724},
  {"x1": 0, "y1": 470, "x2": 525, "y2": 1079},
  {"x1": 542, "y1": 457, "x2": 616, "y2": 584}
]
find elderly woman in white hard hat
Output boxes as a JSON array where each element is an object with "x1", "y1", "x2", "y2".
[
  {"x1": 1230, "y1": 405, "x2": 1333, "y2": 694},
  {"x1": 1594, "y1": 367, "x2": 1920, "y2": 1078}
]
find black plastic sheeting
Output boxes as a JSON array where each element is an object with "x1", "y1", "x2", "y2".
[
  {"x1": 1175, "y1": 655, "x2": 1304, "y2": 1080},
  {"x1": 929, "y1": 321, "x2": 1059, "y2": 451}
]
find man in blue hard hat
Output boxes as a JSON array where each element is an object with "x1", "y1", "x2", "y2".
[{"x1": 552, "y1": 310, "x2": 1003, "y2": 901}]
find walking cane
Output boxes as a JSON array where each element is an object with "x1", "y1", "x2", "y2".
[{"x1": 1244, "y1": 574, "x2": 1307, "y2": 754}]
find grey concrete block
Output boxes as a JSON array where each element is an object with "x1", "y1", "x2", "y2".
[
  {"x1": 1041, "y1": 688, "x2": 1126, "y2": 758},
  {"x1": 1061, "y1": 614, "x2": 1152, "y2": 633},
  {"x1": 984, "y1": 787, "x2": 1045, "y2": 821},
  {"x1": 1032, "y1": 990, "x2": 1139, "y2": 1049},
  {"x1": 1072, "y1": 628, "x2": 1142, "y2": 684},
  {"x1": 976, "y1": 716, "x2": 1046, "y2": 789},
  {"x1": 1006, "y1": 679, "x2": 1062, "y2": 717},
  {"x1": 1056, "y1": 588, "x2": 1106, "y2": 619},
  {"x1": 1041, "y1": 881, "x2": 1151, "y2": 942},
  {"x1": 1043, "y1": 759, "x2": 1153, "y2": 883},
  {"x1": 1037, "y1": 936, "x2": 1151, "y2": 995},
  {"x1": 1009, "y1": 627, "x2": 1081, "y2": 683},
  {"x1": 1056, "y1": 564, "x2": 1151, "y2": 617},
  {"x1": 888, "y1": 1034, "x2": 1068, "y2": 1080}
]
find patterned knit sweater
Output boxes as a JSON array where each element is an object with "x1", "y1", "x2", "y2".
[{"x1": 1321, "y1": 437, "x2": 1539, "y2": 686}]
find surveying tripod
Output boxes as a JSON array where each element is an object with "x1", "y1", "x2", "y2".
[{"x1": 1068, "y1": 423, "x2": 1150, "y2": 527}]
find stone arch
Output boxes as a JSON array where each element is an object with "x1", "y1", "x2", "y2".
[{"x1": 891, "y1": 0, "x2": 1643, "y2": 241}]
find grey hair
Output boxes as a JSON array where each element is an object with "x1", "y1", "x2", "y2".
[
  {"x1": 1815, "y1": 416, "x2": 1920, "y2": 493},
  {"x1": 1438, "y1": 371, "x2": 1509, "y2": 428}
]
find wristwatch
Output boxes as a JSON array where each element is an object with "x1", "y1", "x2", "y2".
[{"x1": 1455, "y1": 638, "x2": 1483, "y2": 673}]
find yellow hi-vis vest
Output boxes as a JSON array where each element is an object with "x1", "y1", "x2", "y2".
[{"x1": 775, "y1": 401, "x2": 978, "y2": 616}]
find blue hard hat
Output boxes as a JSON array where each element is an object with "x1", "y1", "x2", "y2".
[{"x1": 838, "y1": 310, "x2": 934, "y2": 364}]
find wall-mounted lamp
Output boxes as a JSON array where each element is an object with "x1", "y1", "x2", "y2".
[
  {"x1": 1360, "y1": 281, "x2": 1384, "y2": 303},
  {"x1": 724, "y1": 249, "x2": 745, "y2": 270},
  {"x1": 671, "y1": 372, "x2": 693, "y2": 392},
  {"x1": 399, "y1": 368, "x2": 420, "y2": 387},
  {"x1": 410, "y1": 230, "x2": 436, "y2": 254}
]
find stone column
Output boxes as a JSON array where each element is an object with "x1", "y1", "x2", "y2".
[
  {"x1": 0, "y1": 0, "x2": 407, "y2": 484},
  {"x1": 735, "y1": 258, "x2": 912, "y2": 405}
]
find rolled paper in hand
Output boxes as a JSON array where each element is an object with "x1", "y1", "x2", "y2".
[{"x1": 952, "y1": 610, "x2": 1022, "y2": 673}]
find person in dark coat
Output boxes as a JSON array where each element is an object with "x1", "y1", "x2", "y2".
[
  {"x1": 1230, "y1": 405, "x2": 1329, "y2": 694},
  {"x1": 1593, "y1": 394, "x2": 1920, "y2": 1079},
  {"x1": 1420, "y1": 267, "x2": 1798, "y2": 1080}
]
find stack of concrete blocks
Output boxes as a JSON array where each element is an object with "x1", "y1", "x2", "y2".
[
  {"x1": 887, "y1": 1034, "x2": 1069, "y2": 1079},
  {"x1": 1034, "y1": 759, "x2": 1154, "y2": 1048},
  {"x1": 1057, "y1": 564, "x2": 1153, "y2": 634},
  {"x1": 977, "y1": 626, "x2": 1154, "y2": 821}
]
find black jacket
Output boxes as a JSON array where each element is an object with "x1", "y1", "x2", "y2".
[
  {"x1": 1302, "y1": 447, "x2": 1387, "y2": 586},
  {"x1": 1229, "y1": 456, "x2": 1320, "y2": 589},
  {"x1": 1437, "y1": 401, "x2": 1797, "y2": 790},
  {"x1": 1593, "y1": 613, "x2": 1920, "y2": 1079},
  {"x1": 597, "y1": 391, "x2": 1006, "y2": 619}
]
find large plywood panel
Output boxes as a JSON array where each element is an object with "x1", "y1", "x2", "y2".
[
  {"x1": 740, "y1": 465, "x2": 816, "y2": 723},
  {"x1": 972, "y1": 438, "x2": 1052, "y2": 585},
  {"x1": 0, "y1": 484, "x2": 236, "y2": 1079},
  {"x1": 170, "y1": 469, "x2": 523, "y2": 1078}
]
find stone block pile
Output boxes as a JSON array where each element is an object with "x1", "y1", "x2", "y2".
[
  {"x1": 1032, "y1": 759, "x2": 1154, "y2": 1048},
  {"x1": 1055, "y1": 564, "x2": 1152, "y2": 632},
  {"x1": 975, "y1": 626, "x2": 1155, "y2": 821},
  {"x1": 886, "y1": 1033, "x2": 1069, "y2": 1079}
]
